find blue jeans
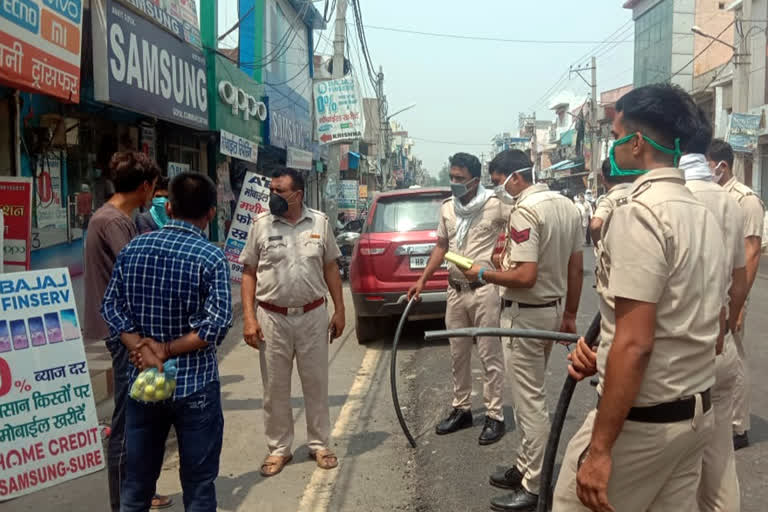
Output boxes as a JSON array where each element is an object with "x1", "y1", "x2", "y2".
[
  {"x1": 106, "y1": 339, "x2": 130, "y2": 512},
  {"x1": 120, "y1": 381, "x2": 224, "y2": 512}
]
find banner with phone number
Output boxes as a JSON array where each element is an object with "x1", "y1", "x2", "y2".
[
  {"x1": 1, "y1": 177, "x2": 33, "y2": 272},
  {"x1": 0, "y1": 269, "x2": 103, "y2": 500},
  {"x1": 224, "y1": 172, "x2": 271, "y2": 282}
]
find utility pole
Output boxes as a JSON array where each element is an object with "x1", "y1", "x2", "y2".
[
  {"x1": 570, "y1": 57, "x2": 599, "y2": 193},
  {"x1": 531, "y1": 111, "x2": 538, "y2": 183},
  {"x1": 590, "y1": 56, "x2": 599, "y2": 195},
  {"x1": 324, "y1": 0, "x2": 347, "y2": 223},
  {"x1": 732, "y1": 4, "x2": 751, "y2": 182},
  {"x1": 377, "y1": 67, "x2": 389, "y2": 191}
]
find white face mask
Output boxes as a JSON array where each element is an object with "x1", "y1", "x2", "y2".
[
  {"x1": 495, "y1": 167, "x2": 530, "y2": 205},
  {"x1": 711, "y1": 161, "x2": 726, "y2": 184}
]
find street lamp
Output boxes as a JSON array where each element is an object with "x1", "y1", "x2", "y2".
[
  {"x1": 691, "y1": 25, "x2": 737, "y2": 50},
  {"x1": 381, "y1": 103, "x2": 416, "y2": 190},
  {"x1": 387, "y1": 103, "x2": 417, "y2": 121}
]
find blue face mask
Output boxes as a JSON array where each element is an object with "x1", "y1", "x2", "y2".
[{"x1": 150, "y1": 197, "x2": 169, "y2": 228}]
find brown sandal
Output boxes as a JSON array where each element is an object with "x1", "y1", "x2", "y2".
[
  {"x1": 260, "y1": 454, "x2": 293, "y2": 477},
  {"x1": 310, "y1": 449, "x2": 338, "y2": 470}
]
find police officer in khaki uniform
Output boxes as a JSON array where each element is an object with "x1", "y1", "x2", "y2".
[
  {"x1": 679, "y1": 107, "x2": 747, "y2": 511},
  {"x1": 461, "y1": 149, "x2": 583, "y2": 510},
  {"x1": 707, "y1": 139, "x2": 765, "y2": 450},
  {"x1": 589, "y1": 159, "x2": 634, "y2": 245},
  {"x1": 240, "y1": 168, "x2": 345, "y2": 478},
  {"x1": 408, "y1": 152, "x2": 507, "y2": 445},
  {"x1": 554, "y1": 84, "x2": 727, "y2": 512}
]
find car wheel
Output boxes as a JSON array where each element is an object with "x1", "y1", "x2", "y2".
[{"x1": 356, "y1": 316, "x2": 392, "y2": 344}]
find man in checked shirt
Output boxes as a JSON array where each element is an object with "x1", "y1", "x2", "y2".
[{"x1": 102, "y1": 172, "x2": 233, "y2": 512}]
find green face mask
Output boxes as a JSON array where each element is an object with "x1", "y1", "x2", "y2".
[{"x1": 609, "y1": 133, "x2": 682, "y2": 176}]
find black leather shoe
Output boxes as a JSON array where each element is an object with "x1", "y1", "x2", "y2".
[
  {"x1": 490, "y1": 488, "x2": 539, "y2": 511},
  {"x1": 489, "y1": 466, "x2": 523, "y2": 490},
  {"x1": 734, "y1": 432, "x2": 749, "y2": 451},
  {"x1": 479, "y1": 417, "x2": 506, "y2": 445},
  {"x1": 435, "y1": 408, "x2": 473, "y2": 435}
]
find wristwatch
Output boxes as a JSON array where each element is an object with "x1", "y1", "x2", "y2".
[{"x1": 478, "y1": 267, "x2": 488, "y2": 285}]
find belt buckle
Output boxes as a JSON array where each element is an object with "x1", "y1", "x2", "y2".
[{"x1": 287, "y1": 307, "x2": 302, "y2": 316}]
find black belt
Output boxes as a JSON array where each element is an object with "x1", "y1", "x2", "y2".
[
  {"x1": 502, "y1": 298, "x2": 561, "y2": 309},
  {"x1": 597, "y1": 389, "x2": 711, "y2": 423},
  {"x1": 449, "y1": 280, "x2": 485, "y2": 293}
]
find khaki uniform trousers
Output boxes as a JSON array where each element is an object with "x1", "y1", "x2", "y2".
[
  {"x1": 501, "y1": 302, "x2": 561, "y2": 494},
  {"x1": 732, "y1": 305, "x2": 750, "y2": 434},
  {"x1": 699, "y1": 337, "x2": 740, "y2": 511},
  {"x1": 444, "y1": 285, "x2": 504, "y2": 421},
  {"x1": 553, "y1": 399, "x2": 714, "y2": 511},
  {"x1": 257, "y1": 305, "x2": 330, "y2": 457}
]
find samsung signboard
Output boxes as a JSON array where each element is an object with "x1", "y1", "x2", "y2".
[{"x1": 92, "y1": 0, "x2": 208, "y2": 130}]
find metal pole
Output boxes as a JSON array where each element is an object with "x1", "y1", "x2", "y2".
[
  {"x1": 324, "y1": 0, "x2": 347, "y2": 221},
  {"x1": 590, "y1": 56, "x2": 599, "y2": 195}
]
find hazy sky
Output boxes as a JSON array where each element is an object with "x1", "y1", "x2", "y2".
[
  {"x1": 215, "y1": 0, "x2": 636, "y2": 175},
  {"x1": 333, "y1": 0, "x2": 635, "y2": 174}
]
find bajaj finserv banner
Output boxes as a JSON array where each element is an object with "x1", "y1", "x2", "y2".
[
  {"x1": 0, "y1": 269, "x2": 104, "y2": 500},
  {"x1": 92, "y1": 0, "x2": 208, "y2": 130},
  {"x1": 0, "y1": 0, "x2": 83, "y2": 102}
]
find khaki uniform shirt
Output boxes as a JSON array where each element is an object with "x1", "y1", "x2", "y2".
[
  {"x1": 239, "y1": 207, "x2": 341, "y2": 307},
  {"x1": 686, "y1": 180, "x2": 746, "y2": 301},
  {"x1": 437, "y1": 196, "x2": 507, "y2": 283},
  {"x1": 501, "y1": 183, "x2": 582, "y2": 304},
  {"x1": 724, "y1": 176, "x2": 765, "y2": 239},
  {"x1": 592, "y1": 183, "x2": 632, "y2": 222},
  {"x1": 596, "y1": 168, "x2": 727, "y2": 406}
]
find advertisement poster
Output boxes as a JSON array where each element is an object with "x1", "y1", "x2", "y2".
[
  {"x1": 0, "y1": 269, "x2": 104, "y2": 500},
  {"x1": 140, "y1": 126, "x2": 156, "y2": 162},
  {"x1": 92, "y1": 0, "x2": 208, "y2": 130},
  {"x1": 286, "y1": 147, "x2": 313, "y2": 171},
  {"x1": 314, "y1": 77, "x2": 365, "y2": 144},
  {"x1": 167, "y1": 162, "x2": 190, "y2": 178},
  {"x1": 224, "y1": 172, "x2": 270, "y2": 282},
  {"x1": 339, "y1": 180, "x2": 358, "y2": 216},
  {"x1": 0, "y1": 0, "x2": 83, "y2": 102},
  {"x1": 36, "y1": 154, "x2": 67, "y2": 229},
  {"x1": 0, "y1": 178, "x2": 33, "y2": 272},
  {"x1": 728, "y1": 113, "x2": 761, "y2": 153},
  {"x1": 119, "y1": 0, "x2": 201, "y2": 47}
]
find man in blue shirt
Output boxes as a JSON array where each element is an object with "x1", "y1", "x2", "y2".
[{"x1": 102, "y1": 172, "x2": 232, "y2": 512}]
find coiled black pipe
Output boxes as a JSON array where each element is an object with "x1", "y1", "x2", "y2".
[
  {"x1": 390, "y1": 297, "x2": 418, "y2": 448},
  {"x1": 536, "y1": 312, "x2": 601, "y2": 512}
]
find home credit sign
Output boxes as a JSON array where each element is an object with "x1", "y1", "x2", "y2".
[
  {"x1": 0, "y1": 0, "x2": 83, "y2": 102},
  {"x1": 0, "y1": 269, "x2": 103, "y2": 500}
]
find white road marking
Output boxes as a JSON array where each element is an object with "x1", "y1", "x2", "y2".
[{"x1": 296, "y1": 347, "x2": 382, "y2": 511}]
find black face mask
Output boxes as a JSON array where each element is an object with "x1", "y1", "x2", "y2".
[{"x1": 269, "y1": 193, "x2": 289, "y2": 216}]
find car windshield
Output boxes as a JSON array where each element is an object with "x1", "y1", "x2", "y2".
[{"x1": 369, "y1": 194, "x2": 447, "y2": 233}]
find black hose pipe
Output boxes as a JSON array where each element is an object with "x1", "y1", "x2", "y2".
[
  {"x1": 536, "y1": 312, "x2": 602, "y2": 512},
  {"x1": 390, "y1": 297, "x2": 418, "y2": 448}
]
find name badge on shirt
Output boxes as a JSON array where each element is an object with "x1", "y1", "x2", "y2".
[
  {"x1": 310, "y1": 233, "x2": 321, "y2": 239},
  {"x1": 268, "y1": 235, "x2": 283, "y2": 241}
]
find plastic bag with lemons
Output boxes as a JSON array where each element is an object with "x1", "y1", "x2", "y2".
[{"x1": 129, "y1": 359, "x2": 178, "y2": 403}]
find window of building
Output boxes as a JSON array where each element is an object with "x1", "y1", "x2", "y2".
[{"x1": 634, "y1": 0, "x2": 674, "y2": 87}]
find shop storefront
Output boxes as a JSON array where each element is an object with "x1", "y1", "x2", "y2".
[{"x1": 205, "y1": 52, "x2": 266, "y2": 242}]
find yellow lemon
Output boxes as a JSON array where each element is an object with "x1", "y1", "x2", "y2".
[
  {"x1": 155, "y1": 375, "x2": 166, "y2": 387},
  {"x1": 143, "y1": 385, "x2": 155, "y2": 395}
]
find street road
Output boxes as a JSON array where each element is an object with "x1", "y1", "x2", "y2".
[{"x1": 8, "y1": 252, "x2": 768, "y2": 511}]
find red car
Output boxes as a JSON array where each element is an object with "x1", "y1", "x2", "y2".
[{"x1": 349, "y1": 187, "x2": 506, "y2": 344}]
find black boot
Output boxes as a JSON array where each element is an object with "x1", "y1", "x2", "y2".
[
  {"x1": 489, "y1": 466, "x2": 523, "y2": 490},
  {"x1": 733, "y1": 431, "x2": 749, "y2": 450},
  {"x1": 435, "y1": 408, "x2": 473, "y2": 435},
  {"x1": 490, "y1": 487, "x2": 539, "y2": 511},
  {"x1": 478, "y1": 416, "x2": 506, "y2": 445}
]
